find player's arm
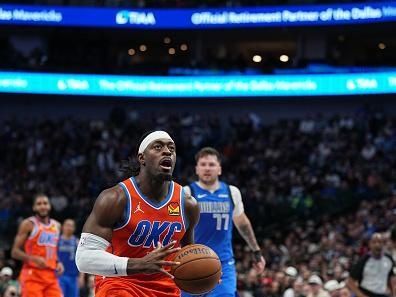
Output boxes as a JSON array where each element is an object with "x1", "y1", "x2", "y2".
[
  {"x1": 233, "y1": 213, "x2": 260, "y2": 252},
  {"x1": 11, "y1": 219, "x2": 46, "y2": 268},
  {"x1": 75, "y1": 237, "x2": 86, "y2": 288},
  {"x1": 76, "y1": 186, "x2": 181, "y2": 278},
  {"x1": 230, "y1": 185, "x2": 265, "y2": 273},
  {"x1": 180, "y1": 192, "x2": 200, "y2": 246},
  {"x1": 54, "y1": 220, "x2": 65, "y2": 275}
]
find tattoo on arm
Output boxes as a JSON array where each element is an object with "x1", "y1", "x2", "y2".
[{"x1": 237, "y1": 221, "x2": 260, "y2": 251}]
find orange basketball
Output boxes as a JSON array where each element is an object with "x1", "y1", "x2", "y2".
[{"x1": 171, "y1": 244, "x2": 222, "y2": 295}]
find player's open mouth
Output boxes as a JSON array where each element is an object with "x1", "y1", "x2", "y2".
[{"x1": 159, "y1": 158, "x2": 172, "y2": 170}]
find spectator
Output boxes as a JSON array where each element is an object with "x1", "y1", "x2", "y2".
[
  {"x1": 2, "y1": 285, "x2": 18, "y2": 297},
  {"x1": 361, "y1": 142, "x2": 377, "y2": 161},
  {"x1": 307, "y1": 275, "x2": 330, "y2": 297},
  {"x1": 324, "y1": 280, "x2": 341, "y2": 297},
  {"x1": 0, "y1": 268, "x2": 17, "y2": 296},
  {"x1": 284, "y1": 267, "x2": 299, "y2": 297},
  {"x1": 293, "y1": 277, "x2": 306, "y2": 297},
  {"x1": 338, "y1": 285, "x2": 352, "y2": 297}
]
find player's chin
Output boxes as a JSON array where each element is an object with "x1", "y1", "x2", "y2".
[
  {"x1": 203, "y1": 176, "x2": 216, "y2": 183},
  {"x1": 38, "y1": 212, "x2": 49, "y2": 218},
  {"x1": 157, "y1": 172, "x2": 173, "y2": 181}
]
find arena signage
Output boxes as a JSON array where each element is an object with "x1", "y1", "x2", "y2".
[
  {"x1": 0, "y1": 71, "x2": 395, "y2": 97},
  {"x1": 0, "y1": 2, "x2": 395, "y2": 28}
]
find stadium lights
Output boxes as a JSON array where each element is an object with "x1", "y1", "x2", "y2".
[
  {"x1": 252, "y1": 55, "x2": 262, "y2": 63},
  {"x1": 280, "y1": 55, "x2": 289, "y2": 62},
  {"x1": 128, "y1": 48, "x2": 136, "y2": 56},
  {"x1": 378, "y1": 43, "x2": 386, "y2": 50},
  {"x1": 169, "y1": 48, "x2": 176, "y2": 55},
  {"x1": 164, "y1": 37, "x2": 171, "y2": 44},
  {"x1": 139, "y1": 44, "x2": 147, "y2": 52},
  {"x1": 180, "y1": 44, "x2": 188, "y2": 51}
]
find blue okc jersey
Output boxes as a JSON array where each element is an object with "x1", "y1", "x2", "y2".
[
  {"x1": 58, "y1": 235, "x2": 79, "y2": 277},
  {"x1": 188, "y1": 182, "x2": 234, "y2": 262}
]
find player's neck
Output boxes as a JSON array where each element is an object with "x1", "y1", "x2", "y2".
[
  {"x1": 197, "y1": 180, "x2": 220, "y2": 192},
  {"x1": 62, "y1": 234, "x2": 73, "y2": 240},
  {"x1": 35, "y1": 215, "x2": 50, "y2": 225},
  {"x1": 135, "y1": 174, "x2": 171, "y2": 202}
]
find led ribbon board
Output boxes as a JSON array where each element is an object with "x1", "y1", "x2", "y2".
[
  {"x1": 0, "y1": 2, "x2": 395, "y2": 28},
  {"x1": 0, "y1": 71, "x2": 396, "y2": 97}
]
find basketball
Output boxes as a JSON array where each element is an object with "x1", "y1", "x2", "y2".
[{"x1": 171, "y1": 244, "x2": 222, "y2": 294}]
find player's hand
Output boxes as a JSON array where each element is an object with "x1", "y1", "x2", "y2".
[
  {"x1": 29, "y1": 256, "x2": 47, "y2": 268},
  {"x1": 252, "y1": 251, "x2": 265, "y2": 274},
  {"x1": 254, "y1": 256, "x2": 266, "y2": 274},
  {"x1": 56, "y1": 262, "x2": 65, "y2": 275},
  {"x1": 127, "y1": 240, "x2": 181, "y2": 278}
]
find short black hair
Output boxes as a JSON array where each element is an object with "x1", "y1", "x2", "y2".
[
  {"x1": 33, "y1": 193, "x2": 48, "y2": 205},
  {"x1": 120, "y1": 131, "x2": 155, "y2": 177},
  {"x1": 195, "y1": 147, "x2": 221, "y2": 163}
]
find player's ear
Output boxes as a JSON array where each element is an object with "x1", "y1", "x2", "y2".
[
  {"x1": 138, "y1": 153, "x2": 145, "y2": 166},
  {"x1": 195, "y1": 164, "x2": 199, "y2": 176},
  {"x1": 218, "y1": 165, "x2": 222, "y2": 176}
]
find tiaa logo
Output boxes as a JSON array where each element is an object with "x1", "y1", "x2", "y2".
[{"x1": 116, "y1": 10, "x2": 156, "y2": 25}]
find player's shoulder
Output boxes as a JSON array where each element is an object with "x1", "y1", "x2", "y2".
[
  {"x1": 182, "y1": 187, "x2": 200, "y2": 226},
  {"x1": 183, "y1": 187, "x2": 199, "y2": 213},
  {"x1": 95, "y1": 184, "x2": 128, "y2": 212},
  {"x1": 51, "y1": 219, "x2": 61, "y2": 228},
  {"x1": 182, "y1": 184, "x2": 193, "y2": 196},
  {"x1": 227, "y1": 184, "x2": 241, "y2": 191},
  {"x1": 20, "y1": 218, "x2": 35, "y2": 228},
  {"x1": 226, "y1": 184, "x2": 242, "y2": 198},
  {"x1": 99, "y1": 184, "x2": 127, "y2": 203},
  {"x1": 183, "y1": 188, "x2": 198, "y2": 206}
]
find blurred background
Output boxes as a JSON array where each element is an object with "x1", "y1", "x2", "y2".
[{"x1": 1, "y1": 0, "x2": 396, "y2": 296}]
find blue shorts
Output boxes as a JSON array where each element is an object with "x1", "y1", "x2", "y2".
[
  {"x1": 181, "y1": 259, "x2": 237, "y2": 297},
  {"x1": 59, "y1": 275, "x2": 79, "y2": 297}
]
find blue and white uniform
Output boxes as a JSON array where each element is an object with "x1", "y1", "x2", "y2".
[
  {"x1": 182, "y1": 181, "x2": 244, "y2": 297},
  {"x1": 58, "y1": 235, "x2": 80, "y2": 297}
]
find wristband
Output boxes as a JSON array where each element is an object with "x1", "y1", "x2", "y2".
[{"x1": 252, "y1": 250, "x2": 263, "y2": 263}]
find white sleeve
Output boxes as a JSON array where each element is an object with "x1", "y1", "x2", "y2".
[
  {"x1": 230, "y1": 185, "x2": 244, "y2": 217},
  {"x1": 75, "y1": 233, "x2": 129, "y2": 277},
  {"x1": 183, "y1": 185, "x2": 191, "y2": 196}
]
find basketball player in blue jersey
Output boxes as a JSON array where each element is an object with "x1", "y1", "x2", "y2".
[
  {"x1": 183, "y1": 147, "x2": 265, "y2": 297},
  {"x1": 58, "y1": 219, "x2": 84, "y2": 297}
]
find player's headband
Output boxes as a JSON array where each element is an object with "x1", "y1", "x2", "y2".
[{"x1": 138, "y1": 131, "x2": 174, "y2": 154}]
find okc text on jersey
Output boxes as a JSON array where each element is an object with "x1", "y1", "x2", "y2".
[{"x1": 38, "y1": 232, "x2": 59, "y2": 247}]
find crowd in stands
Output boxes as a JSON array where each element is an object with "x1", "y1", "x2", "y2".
[{"x1": 1, "y1": 105, "x2": 396, "y2": 296}]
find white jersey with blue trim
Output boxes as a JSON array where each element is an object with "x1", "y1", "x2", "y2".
[{"x1": 185, "y1": 181, "x2": 244, "y2": 262}]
